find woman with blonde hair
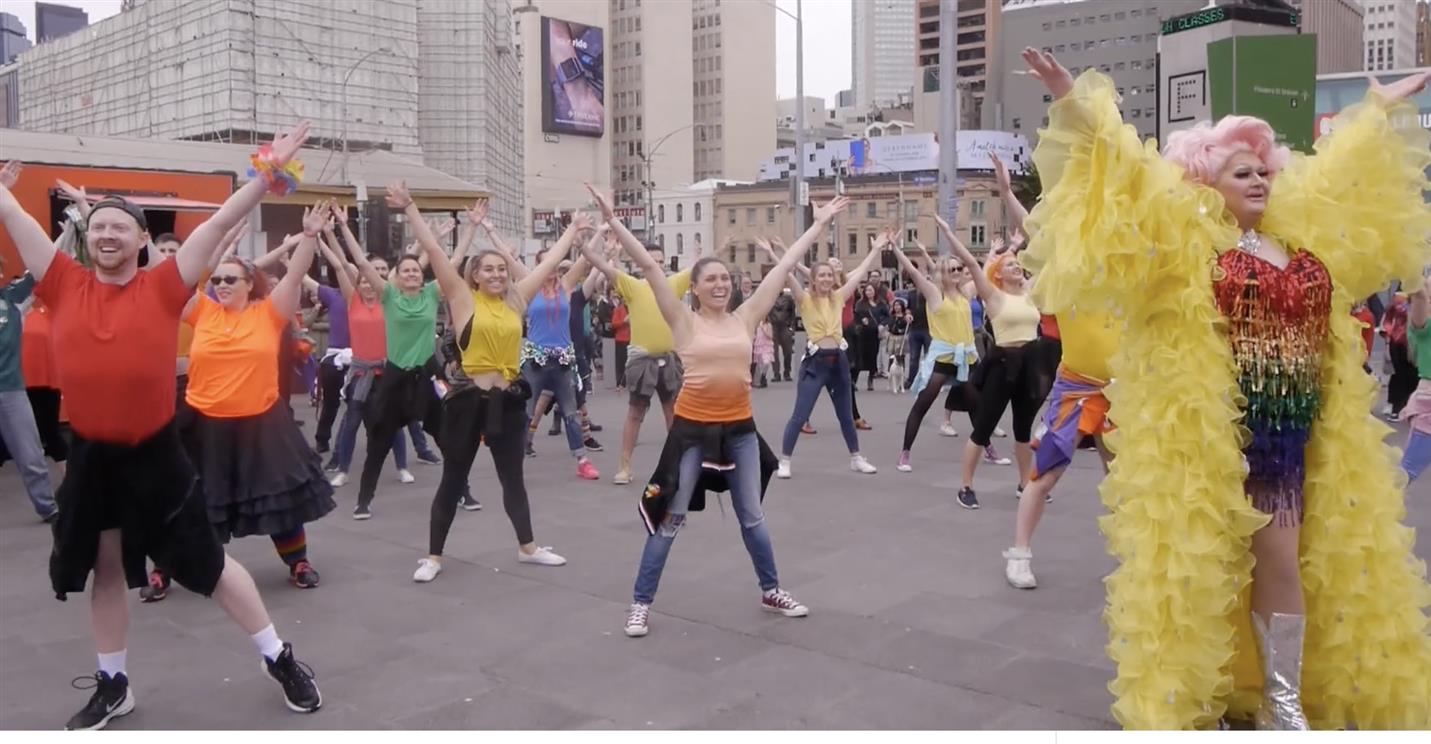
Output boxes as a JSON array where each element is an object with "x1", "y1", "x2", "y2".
[{"x1": 1020, "y1": 48, "x2": 1430, "y2": 728}]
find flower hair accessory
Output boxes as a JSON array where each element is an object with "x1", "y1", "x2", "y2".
[{"x1": 247, "y1": 143, "x2": 304, "y2": 196}]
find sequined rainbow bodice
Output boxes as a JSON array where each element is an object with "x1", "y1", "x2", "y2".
[{"x1": 1212, "y1": 249, "x2": 1332, "y2": 523}]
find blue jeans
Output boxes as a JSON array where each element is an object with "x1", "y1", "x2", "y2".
[
  {"x1": 0, "y1": 389, "x2": 56, "y2": 518},
  {"x1": 332, "y1": 393, "x2": 408, "y2": 473},
  {"x1": 408, "y1": 420, "x2": 438, "y2": 459},
  {"x1": 781, "y1": 350, "x2": 860, "y2": 456},
  {"x1": 523, "y1": 361, "x2": 585, "y2": 457},
  {"x1": 1404, "y1": 429, "x2": 1431, "y2": 483},
  {"x1": 905, "y1": 329, "x2": 932, "y2": 386},
  {"x1": 633, "y1": 431, "x2": 778, "y2": 605}
]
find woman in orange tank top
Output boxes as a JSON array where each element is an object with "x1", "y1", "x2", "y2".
[{"x1": 581, "y1": 186, "x2": 850, "y2": 638}]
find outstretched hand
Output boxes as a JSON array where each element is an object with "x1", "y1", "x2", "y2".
[
  {"x1": 1021, "y1": 47, "x2": 1073, "y2": 100},
  {"x1": 385, "y1": 180, "x2": 414, "y2": 210},
  {"x1": 812, "y1": 195, "x2": 851, "y2": 224},
  {"x1": 269, "y1": 121, "x2": 312, "y2": 166},
  {"x1": 0, "y1": 160, "x2": 21, "y2": 190},
  {"x1": 1370, "y1": 69, "x2": 1431, "y2": 104},
  {"x1": 302, "y1": 200, "x2": 333, "y2": 236},
  {"x1": 466, "y1": 197, "x2": 489, "y2": 226},
  {"x1": 583, "y1": 184, "x2": 617, "y2": 222},
  {"x1": 569, "y1": 211, "x2": 594, "y2": 233},
  {"x1": 990, "y1": 153, "x2": 1012, "y2": 195}
]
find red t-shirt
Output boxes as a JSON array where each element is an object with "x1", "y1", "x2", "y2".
[
  {"x1": 36, "y1": 254, "x2": 192, "y2": 444},
  {"x1": 612, "y1": 305, "x2": 631, "y2": 344},
  {"x1": 1039, "y1": 314, "x2": 1061, "y2": 341},
  {"x1": 349, "y1": 294, "x2": 387, "y2": 362},
  {"x1": 1353, "y1": 306, "x2": 1375, "y2": 360},
  {"x1": 20, "y1": 300, "x2": 57, "y2": 389}
]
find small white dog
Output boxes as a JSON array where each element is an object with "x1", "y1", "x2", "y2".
[{"x1": 888, "y1": 354, "x2": 907, "y2": 394}]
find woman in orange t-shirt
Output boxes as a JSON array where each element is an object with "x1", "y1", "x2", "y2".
[{"x1": 174, "y1": 204, "x2": 336, "y2": 591}]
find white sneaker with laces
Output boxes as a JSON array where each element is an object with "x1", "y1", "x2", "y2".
[
  {"x1": 994, "y1": 426, "x2": 1009, "y2": 438},
  {"x1": 624, "y1": 603, "x2": 651, "y2": 637},
  {"x1": 398, "y1": 469, "x2": 416, "y2": 484},
  {"x1": 983, "y1": 446, "x2": 1012, "y2": 466},
  {"x1": 761, "y1": 588, "x2": 810, "y2": 617},
  {"x1": 1003, "y1": 547, "x2": 1037, "y2": 589},
  {"x1": 939, "y1": 423, "x2": 959, "y2": 437},
  {"x1": 413, "y1": 558, "x2": 442, "y2": 583},
  {"x1": 776, "y1": 459, "x2": 792, "y2": 479},
  {"x1": 518, "y1": 546, "x2": 567, "y2": 566},
  {"x1": 850, "y1": 455, "x2": 877, "y2": 474},
  {"x1": 329, "y1": 472, "x2": 348, "y2": 487}
]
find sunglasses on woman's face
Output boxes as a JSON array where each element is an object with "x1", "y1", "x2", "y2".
[{"x1": 210, "y1": 275, "x2": 245, "y2": 286}]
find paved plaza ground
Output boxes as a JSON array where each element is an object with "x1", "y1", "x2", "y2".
[{"x1": 2, "y1": 364, "x2": 1428, "y2": 730}]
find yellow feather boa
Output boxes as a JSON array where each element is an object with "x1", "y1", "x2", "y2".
[{"x1": 1022, "y1": 71, "x2": 1431, "y2": 729}]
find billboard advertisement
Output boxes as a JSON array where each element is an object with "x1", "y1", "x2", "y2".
[
  {"x1": 758, "y1": 131, "x2": 1029, "y2": 182},
  {"x1": 1207, "y1": 34, "x2": 1316, "y2": 153},
  {"x1": 541, "y1": 16, "x2": 605, "y2": 138}
]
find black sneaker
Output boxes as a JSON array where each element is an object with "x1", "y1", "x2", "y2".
[
  {"x1": 583, "y1": 436, "x2": 604, "y2": 452},
  {"x1": 957, "y1": 487, "x2": 980, "y2": 510},
  {"x1": 352, "y1": 504, "x2": 372, "y2": 520},
  {"x1": 289, "y1": 560, "x2": 320, "y2": 589},
  {"x1": 525, "y1": 443, "x2": 537, "y2": 458},
  {"x1": 588, "y1": 423, "x2": 604, "y2": 433},
  {"x1": 139, "y1": 569, "x2": 169, "y2": 603},
  {"x1": 66, "y1": 672, "x2": 135, "y2": 730},
  {"x1": 263, "y1": 642, "x2": 322, "y2": 713},
  {"x1": 460, "y1": 493, "x2": 482, "y2": 511},
  {"x1": 416, "y1": 451, "x2": 442, "y2": 465},
  {"x1": 315, "y1": 441, "x2": 330, "y2": 455}
]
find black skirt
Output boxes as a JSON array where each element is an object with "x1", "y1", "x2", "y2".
[
  {"x1": 179, "y1": 401, "x2": 335, "y2": 541},
  {"x1": 27, "y1": 387, "x2": 70, "y2": 461}
]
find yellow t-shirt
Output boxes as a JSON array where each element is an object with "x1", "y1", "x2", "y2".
[
  {"x1": 928, "y1": 294, "x2": 974, "y2": 362},
  {"x1": 799, "y1": 293, "x2": 843, "y2": 344},
  {"x1": 460, "y1": 290, "x2": 523, "y2": 380},
  {"x1": 1056, "y1": 310, "x2": 1119, "y2": 381},
  {"x1": 616, "y1": 270, "x2": 691, "y2": 355}
]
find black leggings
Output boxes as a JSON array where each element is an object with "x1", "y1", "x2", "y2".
[
  {"x1": 902, "y1": 364, "x2": 976, "y2": 451},
  {"x1": 615, "y1": 342, "x2": 629, "y2": 387},
  {"x1": 970, "y1": 345, "x2": 1043, "y2": 447},
  {"x1": 314, "y1": 357, "x2": 345, "y2": 449},
  {"x1": 429, "y1": 387, "x2": 532, "y2": 555},
  {"x1": 358, "y1": 363, "x2": 436, "y2": 508}
]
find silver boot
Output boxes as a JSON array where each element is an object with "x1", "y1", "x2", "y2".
[{"x1": 1252, "y1": 612, "x2": 1311, "y2": 730}]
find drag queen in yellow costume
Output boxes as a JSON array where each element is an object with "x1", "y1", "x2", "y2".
[{"x1": 1017, "y1": 48, "x2": 1431, "y2": 729}]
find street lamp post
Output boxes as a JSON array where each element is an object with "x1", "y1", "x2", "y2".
[
  {"x1": 764, "y1": 1, "x2": 805, "y2": 238},
  {"x1": 642, "y1": 123, "x2": 708, "y2": 247},
  {"x1": 340, "y1": 46, "x2": 391, "y2": 244}
]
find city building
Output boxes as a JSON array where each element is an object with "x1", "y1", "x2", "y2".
[
  {"x1": 1418, "y1": 0, "x2": 1430, "y2": 66},
  {"x1": 0, "y1": 62, "x2": 17, "y2": 128},
  {"x1": 994, "y1": 0, "x2": 1204, "y2": 144},
  {"x1": 606, "y1": 0, "x2": 775, "y2": 206},
  {"x1": 916, "y1": 0, "x2": 1001, "y2": 128},
  {"x1": 836, "y1": 88, "x2": 856, "y2": 107},
  {"x1": 0, "y1": 12, "x2": 30, "y2": 65},
  {"x1": 1289, "y1": 0, "x2": 1365, "y2": 74},
  {"x1": 35, "y1": 2, "x2": 88, "y2": 43},
  {"x1": 516, "y1": 1, "x2": 612, "y2": 251},
  {"x1": 713, "y1": 170, "x2": 1011, "y2": 284},
  {"x1": 776, "y1": 96, "x2": 847, "y2": 148},
  {"x1": 1363, "y1": 0, "x2": 1418, "y2": 71},
  {"x1": 853, "y1": 0, "x2": 917, "y2": 109},
  {"x1": 10, "y1": 0, "x2": 524, "y2": 234},
  {"x1": 648, "y1": 179, "x2": 748, "y2": 271}
]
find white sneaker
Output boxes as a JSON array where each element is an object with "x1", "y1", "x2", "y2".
[
  {"x1": 328, "y1": 472, "x2": 348, "y2": 487},
  {"x1": 994, "y1": 426, "x2": 1008, "y2": 438},
  {"x1": 518, "y1": 546, "x2": 567, "y2": 566},
  {"x1": 413, "y1": 558, "x2": 442, "y2": 583},
  {"x1": 1003, "y1": 547, "x2": 1037, "y2": 589},
  {"x1": 612, "y1": 469, "x2": 632, "y2": 485},
  {"x1": 398, "y1": 468, "x2": 416, "y2": 484},
  {"x1": 850, "y1": 455, "x2": 877, "y2": 474},
  {"x1": 624, "y1": 602, "x2": 651, "y2": 637},
  {"x1": 776, "y1": 459, "x2": 792, "y2": 479},
  {"x1": 939, "y1": 423, "x2": 959, "y2": 437},
  {"x1": 983, "y1": 445, "x2": 1012, "y2": 466}
]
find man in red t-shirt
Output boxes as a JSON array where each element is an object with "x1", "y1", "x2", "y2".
[{"x1": 0, "y1": 127, "x2": 322, "y2": 730}]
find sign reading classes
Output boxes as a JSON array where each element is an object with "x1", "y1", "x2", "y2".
[{"x1": 541, "y1": 16, "x2": 605, "y2": 138}]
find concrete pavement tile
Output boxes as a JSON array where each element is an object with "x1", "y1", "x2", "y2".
[
  {"x1": 972, "y1": 654, "x2": 1116, "y2": 722},
  {"x1": 980, "y1": 702, "x2": 1115, "y2": 730}
]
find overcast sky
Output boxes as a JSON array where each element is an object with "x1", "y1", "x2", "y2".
[{"x1": 8, "y1": 0, "x2": 852, "y2": 104}]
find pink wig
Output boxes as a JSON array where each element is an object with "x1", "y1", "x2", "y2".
[{"x1": 1161, "y1": 115, "x2": 1291, "y2": 187}]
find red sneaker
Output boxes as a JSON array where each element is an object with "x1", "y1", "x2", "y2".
[
  {"x1": 576, "y1": 459, "x2": 600, "y2": 480},
  {"x1": 289, "y1": 560, "x2": 320, "y2": 589},
  {"x1": 139, "y1": 570, "x2": 169, "y2": 603}
]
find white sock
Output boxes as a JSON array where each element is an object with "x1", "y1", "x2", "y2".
[
  {"x1": 97, "y1": 650, "x2": 127, "y2": 677},
  {"x1": 250, "y1": 624, "x2": 284, "y2": 662}
]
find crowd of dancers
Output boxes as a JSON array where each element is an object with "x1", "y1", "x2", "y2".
[{"x1": 1, "y1": 50, "x2": 1430, "y2": 731}]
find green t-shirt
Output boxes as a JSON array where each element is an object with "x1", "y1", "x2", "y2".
[
  {"x1": 382, "y1": 281, "x2": 440, "y2": 369},
  {"x1": 1411, "y1": 316, "x2": 1431, "y2": 381}
]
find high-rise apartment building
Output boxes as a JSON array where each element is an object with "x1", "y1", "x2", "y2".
[
  {"x1": 1363, "y1": 0, "x2": 1418, "y2": 70},
  {"x1": 1, "y1": 13, "x2": 30, "y2": 66},
  {"x1": 14, "y1": 0, "x2": 525, "y2": 232},
  {"x1": 916, "y1": 0, "x2": 1001, "y2": 128},
  {"x1": 607, "y1": 0, "x2": 774, "y2": 205},
  {"x1": 1417, "y1": 0, "x2": 1430, "y2": 66},
  {"x1": 1289, "y1": 0, "x2": 1365, "y2": 74},
  {"x1": 995, "y1": 0, "x2": 1204, "y2": 144},
  {"x1": 35, "y1": 2, "x2": 88, "y2": 44},
  {"x1": 853, "y1": 0, "x2": 916, "y2": 109}
]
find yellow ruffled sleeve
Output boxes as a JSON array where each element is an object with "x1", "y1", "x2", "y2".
[
  {"x1": 1260, "y1": 92, "x2": 1431, "y2": 299},
  {"x1": 1022, "y1": 71, "x2": 1234, "y2": 317}
]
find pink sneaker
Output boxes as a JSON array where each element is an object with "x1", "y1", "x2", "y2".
[{"x1": 577, "y1": 459, "x2": 600, "y2": 480}]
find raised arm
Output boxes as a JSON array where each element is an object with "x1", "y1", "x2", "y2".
[
  {"x1": 562, "y1": 225, "x2": 606, "y2": 293},
  {"x1": 1412, "y1": 275, "x2": 1431, "y2": 331},
  {"x1": 387, "y1": 181, "x2": 466, "y2": 310},
  {"x1": 836, "y1": 230, "x2": 887, "y2": 303},
  {"x1": 205, "y1": 221, "x2": 249, "y2": 274},
  {"x1": 990, "y1": 153, "x2": 1029, "y2": 234},
  {"x1": 574, "y1": 221, "x2": 625, "y2": 289},
  {"x1": 254, "y1": 233, "x2": 302, "y2": 270},
  {"x1": 935, "y1": 215, "x2": 998, "y2": 303},
  {"x1": 270, "y1": 202, "x2": 326, "y2": 317},
  {"x1": 738, "y1": 197, "x2": 849, "y2": 330},
  {"x1": 176, "y1": 122, "x2": 310, "y2": 286},
  {"x1": 319, "y1": 226, "x2": 356, "y2": 301},
  {"x1": 414, "y1": 218, "x2": 457, "y2": 270},
  {"x1": 587, "y1": 184, "x2": 689, "y2": 341},
  {"x1": 516, "y1": 213, "x2": 589, "y2": 303},
  {"x1": 477, "y1": 207, "x2": 531, "y2": 283},
  {"x1": 330, "y1": 202, "x2": 388, "y2": 296},
  {"x1": 55, "y1": 179, "x2": 93, "y2": 222},
  {"x1": 892, "y1": 239, "x2": 943, "y2": 311},
  {"x1": 0, "y1": 165, "x2": 60, "y2": 280}
]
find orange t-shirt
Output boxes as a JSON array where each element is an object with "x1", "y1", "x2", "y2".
[
  {"x1": 673, "y1": 311, "x2": 753, "y2": 422},
  {"x1": 185, "y1": 295, "x2": 288, "y2": 418},
  {"x1": 20, "y1": 300, "x2": 58, "y2": 389},
  {"x1": 36, "y1": 253, "x2": 193, "y2": 444}
]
